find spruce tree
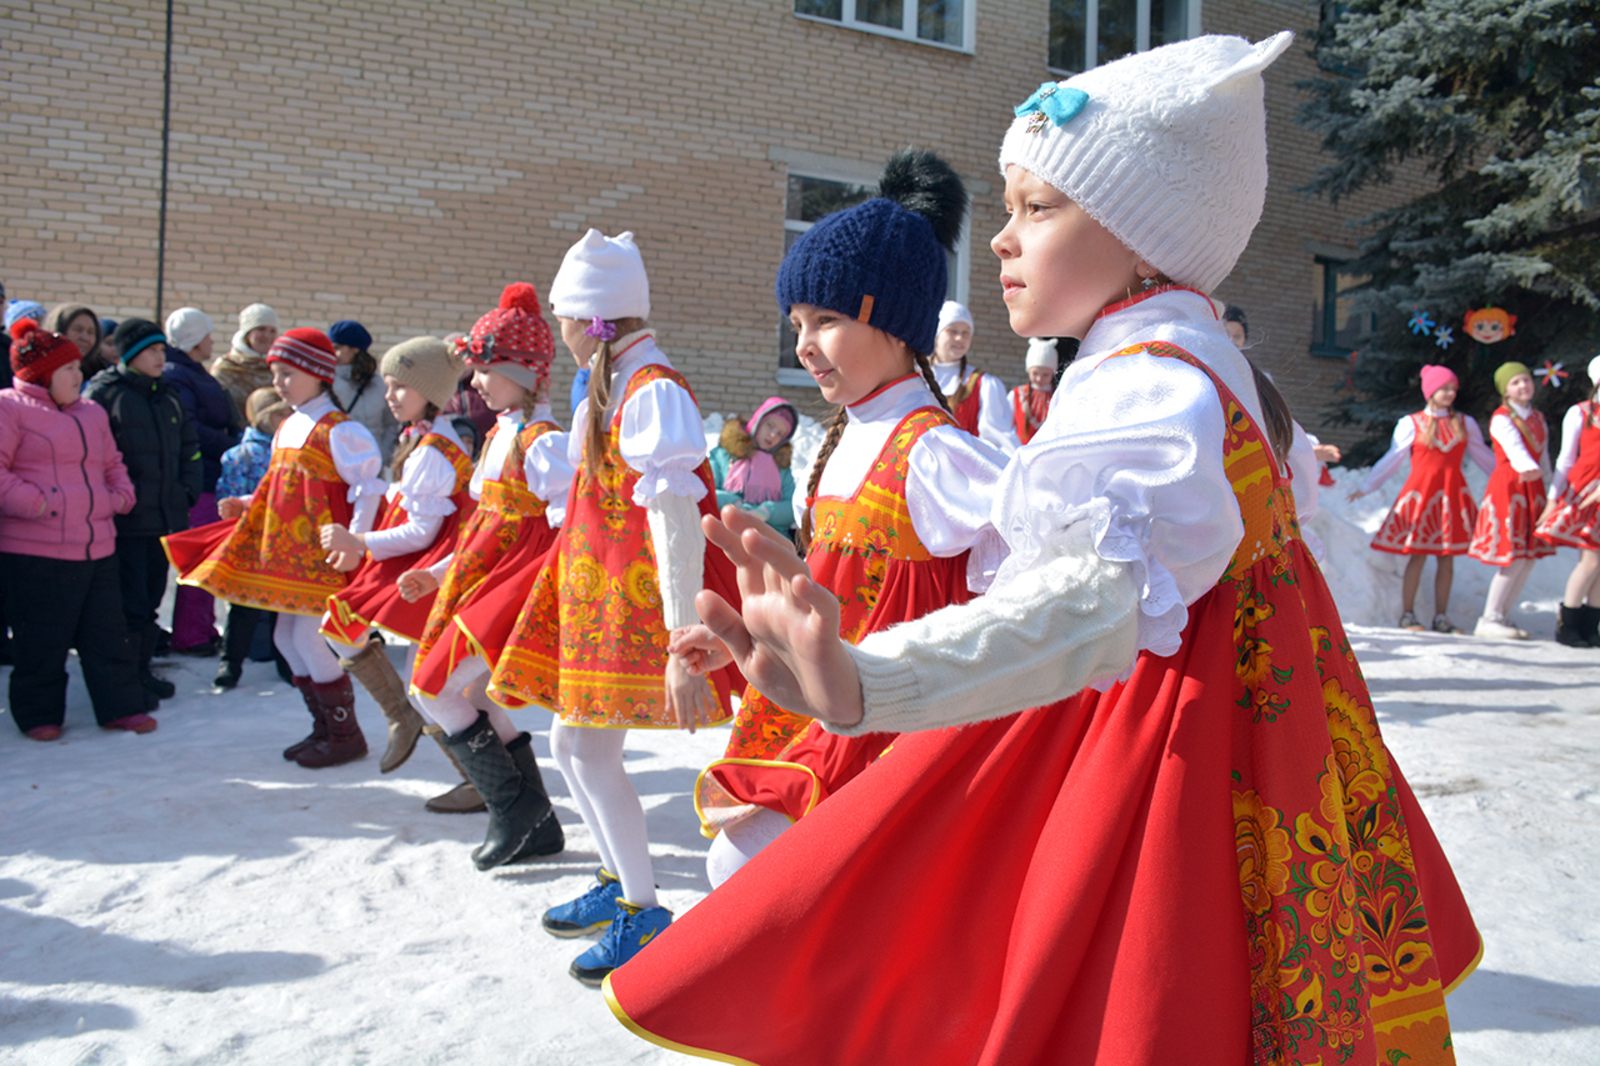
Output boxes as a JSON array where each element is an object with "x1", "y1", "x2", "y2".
[{"x1": 1299, "y1": 0, "x2": 1600, "y2": 462}]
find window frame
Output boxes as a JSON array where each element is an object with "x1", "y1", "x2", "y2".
[
  {"x1": 1309, "y1": 254, "x2": 1374, "y2": 359},
  {"x1": 1046, "y1": 0, "x2": 1203, "y2": 75},
  {"x1": 793, "y1": 0, "x2": 977, "y2": 55}
]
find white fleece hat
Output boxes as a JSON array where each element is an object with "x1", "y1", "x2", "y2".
[
  {"x1": 999, "y1": 32, "x2": 1294, "y2": 294},
  {"x1": 238, "y1": 302, "x2": 279, "y2": 334},
  {"x1": 937, "y1": 300, "x2": 974, "y2": 336},
  {"x1": 1588, "y1": 354, "x2": 1600, "y2": 386},
  {"x1": 164, "y1": 307, "x2": 214, "y2": 353},
  {"x1": 1025, "y1": 337, "x2": 1057, "y2": 371},
  {"x1": 548, "y1": 229, "x2": 650, "y2": 322}
]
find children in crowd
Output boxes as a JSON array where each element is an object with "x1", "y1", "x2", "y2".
[
  {"x1": 163, "y1": 307, "x2": 243, "y2": 656},
  {"x1": 213, "y1": 387, "x2": 292, "y2": 689},
  {"x1": 328, "y1": 319, "x2": 400, "y2": 464},
  {"x1": 928, "y1": 300, "x2": 1020, "y2": 453},
  {"x1": 708, "y1": 397, "x2": 799, "y2": 539},
  {"x1": 1350, "y1": 365, "x2": 1493, "y2": 631},
  {"x1": 1008, "y1": 336, "x2": 1055, "y2": 444},
  {"x1": 1469, "y1": 360, "x2": 1553, "y2": 638},
  {"x1": 164, "y1": 328, "x2": 386, "y2": 766},
  {"x1": 210, "y1": 303, "x2": 280, "y2": 417},
  {"x1": 609, "y1": 34, "x2": 1478, "y2": 1065},
  {"x1": 1536, "y1": 354, "x2": 1600, "y2": 646},
  {"x1": 407, "y1": 284, "x2": 571, "y2": 839},
  {"x1": 485, "y1": 229, "x2": 744, "y2": 987},
  {"x1": 318, "y1": 336, "x2": 472, "y2": 774},
  {"x1": 678, "y1": 150, "x2": 1007, "y2": 889},
  {"x1": 87, "y1": 319, "x2": 202, "y2": 707},
  {"x1": 1, "y1": 319, "x2": 155, "y2": 737}
]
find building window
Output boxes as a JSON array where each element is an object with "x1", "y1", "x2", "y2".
[
  {"x1": 1048, "y1": 0, "x2": 1197, "y2": 74},
  {"x1": 1310, "y1": 256, "x2": 1373, "y2": 358},
  {"x1": 777, "y1": 171, "x2": 968, "y2": 385},
  {"x1": 795, "y1": 0, "x2": 972, "y2": 51}
]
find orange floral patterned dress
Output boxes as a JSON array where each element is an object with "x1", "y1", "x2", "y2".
[
  {"x1": 696, "y1": 405, "x2": 970, "y2": 834},
  {"x1": 607, "y1": 341, "x2": 1480, "y2": 1066},
  {"x1": 487, "y1": 364, "x2": 743, "y2": 726},
  {"x1": 408, "y1": 419, "x2": 562, "y2": 698},
  {"x1": 322, "y1": 430, "x2": 475, "y2": 645},
  {"x1": 1469, "y1": 406, "x2": 1555, "y2": 565},
  {"x1": 164, "y1": 411, "x2": 356, "y2": 616}
]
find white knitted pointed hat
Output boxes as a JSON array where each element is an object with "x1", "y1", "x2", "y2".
[{"x1": 999, "y1": 32, "x2": 1294, "y2": 294}]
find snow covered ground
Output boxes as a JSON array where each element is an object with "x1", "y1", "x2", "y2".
[{"x1": 3, "y1": 444, "x2": 1599, "y2": 1064}]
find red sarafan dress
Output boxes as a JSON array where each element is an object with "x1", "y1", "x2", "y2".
[
  {"x1": 322, "y1": 423, "x2": 475, "y2": 644},
  {"x1": 165, "y1": 406, "x2": 362, "y2": 616},
  {"x1": 607, "y1": 337, "x2": 1479, "y2": 1066},
  {"x1": 409, "y1": 413, "x2": 566, "y2": 698},
  {"x1": 1008, "y1": 382, "x2": 1051, "y2": 445},
  {"x1": 487, "y1": 358, "x2": 743, "y2": 724},
  {"x1": 699, "y1": 381, "x2": 979, "y2": 833},
  {"x1": 1366, "y1": 411, "x2": 1492, "y2": 555},
  {"x1": 1470, "y1": 404, "x2": 1555, "y2": 565},
  {"x1": 1536, "y1": 400, "x2": 1600, "y2": 549}
]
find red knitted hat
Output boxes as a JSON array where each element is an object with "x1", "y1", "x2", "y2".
[
  {"x1": 266, "y1": 327, "x2": 338, "y2": 383},
  {"x1": 10, "y1": 319, "x2": 82, "y2": 386},
  {"x1": 457, "y1": 282, "x2": 555, "y2": 370}
]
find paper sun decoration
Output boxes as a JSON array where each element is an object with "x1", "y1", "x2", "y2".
[{"x1": 1465, "y1": 307, "x2": 1517, "y2": 345}]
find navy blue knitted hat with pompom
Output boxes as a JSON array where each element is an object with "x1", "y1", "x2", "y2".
[{"x1": 775, "y1": 149, "x2": 967, "y2": 356}]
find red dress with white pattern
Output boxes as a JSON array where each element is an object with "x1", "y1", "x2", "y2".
[
  {"x1": 1370, "y1": 412, "x2": 1479, "y2": 555},
  {"x1": 1535, "y1": 401, "x2": 1600, "y2": 550},
  {"x1": 1469, "y1": 406, "x2": 1555, "y2": 565}
]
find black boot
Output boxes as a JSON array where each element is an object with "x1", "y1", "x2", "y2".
[
  {"x1": 444, "y1": 713, "x2": 563, "y2": 871},
  {"x1": 500, "y1": 731, "x2": 565, "y2": 863},
  {"x1": 1557, "y1": 605, "x2": 1589, "y2": 647},
  {"x1": 136, "y1": 623, "x2": 175, "y2": 700},
  {"x1": 1577, "y1": 604, "x2": 1600, "y2": 648}
]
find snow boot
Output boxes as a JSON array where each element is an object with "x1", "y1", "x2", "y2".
[
  {"x1": 498, "y1": 731, "x2": 565, "y2": 863},
  {"x1": 1577, "y1": 604, "x2": 1600, "y2": 648},
  {"x1": 137, "y1": 622, "x2": 175, "y2": 700},
  {"x1": 214, "y1": 658, "x2": 243, "y2": 689},
  {"x1": 422, "y1": 727, "x2": 486, "y2": 814},
  {"x1": 340, "y1": 639, "x2": 424, "y2": 773},
  {"x1": 443, "y1": 712, "x2": 562, "y2": 870},
  {"x1": 295, "y1": 676, "x2": 368, "y2": 768},
  {"x1": 1556, "y1": 605, "x2": 1589, "y2": 648},
  {"x1": 283, "y1": 675, "x2": 326, "y2": 760}
]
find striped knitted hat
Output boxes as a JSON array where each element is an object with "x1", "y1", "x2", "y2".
[{"x1": 267, "y1": 328, "x2": 338, "y2": 383}]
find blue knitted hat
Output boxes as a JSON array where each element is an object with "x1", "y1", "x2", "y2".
[
  {"x1": 327, "y1": 319, "x2": 372, "y2": 350},
  {"x1": 776, "y1": 150, "x2": 967, "y2": 356}
]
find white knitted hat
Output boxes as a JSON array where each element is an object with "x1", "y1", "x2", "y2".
[
  {"x1": 998, "y1": 32, "x2": 1294, "y2": 294},
  {"x1": 238, "y1": 302, "x2": 279, "y2": 333},
  {"x1": 380, "y1": 336, "x2": 464, "y2": 412},
  {"x1": 1588, "y1": 354, "x2": 1600, "y2": 386},
  {"x1": 1025, "y1": 337, "x2": 1057, "y2": 371},
  {"x1": 548, "y1": 229, "x2": 650, "y2": 321},
  {"x1": 164, "y1": 307, "x2": 214, "y2": 353},
  {"x1": 937, "y1": 300, "x2": 974, "y2": 335}
]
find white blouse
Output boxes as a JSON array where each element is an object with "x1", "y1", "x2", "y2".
[
  {"x1": 813, "y1": 375, "x2": 1008, "y2": 589},
  {"x1": 363, "y1": 417, "x2": 467, "y2": 561},
  {"x1": 333, "y1": 362, "x2": 401, "y2": 465},
  {"x1": 932, "y1": 361, "x2": 1022, "y2": 455},
  {"x1": 472, "y1": 404, "x2": 574, "y2": 527},
  {"x1": 275, "y1": 392, "x2": 386, "y2": 534},
  {"x1": 1549, "y1": 403, "x2": 1593, "y2": 498},
  {"x1": 1359, "y1": 410, "x2": 1493, "y2": 495},
  {"x1": 1489, "y1": 403, "x2": 1549, "y2": 477}
]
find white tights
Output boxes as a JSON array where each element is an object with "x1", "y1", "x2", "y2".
[
  {"x1": 274, "y1": 613, "x2": 344, "y2": 683},
  {"x1": 412, "y1": 658, "x2": 517, "y2": 742},
  {"x1": 1484, "y1": 558, "x2": 1536, "y2": 621},
  {"x1": 705, "y1": 807, "x2": 791, "y2": 890},
  {"x1": 549, "y1": 720, "x2": 657, "y2": 908}
]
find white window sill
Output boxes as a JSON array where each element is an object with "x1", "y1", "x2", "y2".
[{"x1": 792, "y1": 13, "x2": 973, "y2": 55}]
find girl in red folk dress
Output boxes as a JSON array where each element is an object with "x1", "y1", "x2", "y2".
[
  {"x1": 1007, "y1": 336, "x2": 1056, "y2": 444},
  {"x1": 1349, "y1": 365, "x2": 1493, "y2": 634},
  {"x1": 607, "y1": 33, "x2": 1480, "y2": 1066},
  {"x1": 484, "y1": 229, "x2": 745, "y2": 988},
  {"x1": 404, "y1": 284, "x2": 572, "y2": 854},
  {"x1": 675, "y1": 150, "x2": 1008, "y2": 889},
  {"x1": 1535, "y1": 354, "x2": 1600, "y2": 648},
  {"x1": 1469, "y1": 361, "x2": 1555, "y2": 639},
  {"x1": 929, "y1": 300, "x2": 1021, "y2": 453},
  {"x1": 316, "y1": 337, "x2": 473, "y2": 774},
  {"x1": 164, "y1": 329, "x2": 386, "y2": 767}
]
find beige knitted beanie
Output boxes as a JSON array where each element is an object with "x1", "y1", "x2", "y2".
[
  {"x1": 379, "y1": 336, "x2": 463, "y2": 411},
  {"x1": 998, "y1": 32, "x2": 1293, "y2": 294}
]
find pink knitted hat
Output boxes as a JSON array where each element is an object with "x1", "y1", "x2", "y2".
[{"x1": 1419, "y1": 364, "x2": 1457, "y2": 401}]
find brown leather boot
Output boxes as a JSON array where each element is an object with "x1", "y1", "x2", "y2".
[
  {"x1": 295, "y1": 676, "x2": 368, "y2": 768},
  {"x1": 282, "y1": 675, "x2": 326, "y2": 761},
  {"x1": 423, "y1": 726, "x2": 486, "y2": 813},
  {"x1": 340, "y1": 640, "x2": 424, "y2": 773}
]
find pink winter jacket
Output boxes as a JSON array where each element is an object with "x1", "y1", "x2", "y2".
[{"x1": 0, "y1": 382, "x2": 136, "y2": 561}]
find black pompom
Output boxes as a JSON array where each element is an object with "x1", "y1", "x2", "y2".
[{"x1": 877, "y1": 148, "x2": 967, "y2": 253}]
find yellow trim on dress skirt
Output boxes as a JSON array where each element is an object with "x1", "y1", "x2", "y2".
[
  {"x1": 693, "y1": 758, "x2": 819, "y2": 839},
  {"x1": 602, "y1": 977, "x2": 763, "y2": 1066},
  {"x1": 1442, "y1": 934, "x2": 1486, "y2": 998}
]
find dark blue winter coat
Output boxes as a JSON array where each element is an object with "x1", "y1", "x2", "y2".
[{"x1": 163, "y1": 346, "x2": 240, "y2": 493}]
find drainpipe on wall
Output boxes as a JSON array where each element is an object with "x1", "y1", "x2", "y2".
[{"x1": 155, "y1": 0, "x2": 174, "y2": 321}]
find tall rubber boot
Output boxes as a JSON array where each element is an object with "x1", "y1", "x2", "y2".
[
  {"x1": 340, "y1": 640, "x2": 424, "y2": 773},
  {"x1": 497, "y1": 731, "x2": 565, "y2": 863},
  {"x1": 283, "y1": 675, "x2": 326, "y2": 761},
  {"x1": 443, "y1": 712, "x2": 562, "y2": 870},
  {"x1": 295, "y1": 676, "x2": 368, "y2": 768},
  {"x1": 422, "y1": 726, "x2": 487, "y2": 814}
]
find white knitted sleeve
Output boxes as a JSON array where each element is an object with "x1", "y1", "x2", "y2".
[{"x1": 646, "y1": 492, "x2": 705, "y2": 631}]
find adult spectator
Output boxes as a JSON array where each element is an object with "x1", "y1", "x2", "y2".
[
  {"x1": 43, "y1": 304, "x2": 102, "y2": 366},
  {"x1": 211, "y1": 302, "x2": 279, "y2": 417},
  {"x1": 83, "y1": 317, "x2": 119, "y2": 379},
  {"x1": 328, "y1": 319, "x2": 400, "y2": 464}
]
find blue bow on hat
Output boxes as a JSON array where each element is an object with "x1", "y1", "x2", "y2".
[{"x1": 1015, "y1": 83, "x2": 1089, "y2": 132}]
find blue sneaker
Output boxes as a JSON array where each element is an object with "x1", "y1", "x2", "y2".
[
  {"x1": 569, "y1": 898, "x2": 672, "y2": 987},
  {"x1": 541, "y1": 868, "x2": 622, "y2": 938}
]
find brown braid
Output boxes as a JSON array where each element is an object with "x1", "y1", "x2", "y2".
[
  {"x1": 948, "y1": 352, "x2": 981, "y2": 408},
  {"x1": 911, "y1": 349, "x2": 953, "y2": 414},
  {"x1": 388, "y1": 403, "x2": 443, "y2": 472},
  {"x1": 582, "y1": 317, "x2": 648, "y2": 479},
  {"x1": 1245, "y1": 359, "x2": 1295, "y2": 467},
  {"x1": 795, "y1": 405, "x2": 849, "y2": 555}
]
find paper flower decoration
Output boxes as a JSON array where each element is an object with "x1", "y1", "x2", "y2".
[
  {"x1": 1409, "y1": 309, "x2": 1436, "y2": 335},
  {"x1": 1433, "y1": 325, "x2": 1453, "y2": 348},
  {"x1": 1535, "y1": 359, "x2": 1568, "y2": 387}
]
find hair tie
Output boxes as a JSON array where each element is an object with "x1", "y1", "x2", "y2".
[{"x1": 584, "y1": 316, "x2": 617, "y2": 341}]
